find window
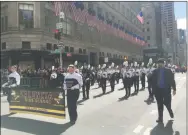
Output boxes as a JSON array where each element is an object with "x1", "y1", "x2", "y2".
[
  {"x1": 1, "y1": 17, "x2": 4, "y2": 32},
  {"x1": 54, "y1": 44, "x2": 58, "y2": 50},
  {"x1": 83, "y1": 49, "x2": 86, "y2": 54},
  {"x1": 99, "y1": 52, "x2": 102, "y2": 56},
  {"x1": 88, "y1": 2, "x2": 93, "y2": 9},
  {"x1": 19, "y1": 4, "x2": 34, "y2": 28},
  {"x1": 45, "y1": 16, "x2": 48, "y2": 26},
  {"x1": 70, "y1": 47, "x2": 74, "y2": 53},
  {"x1": 97, "y1": 6, "x2": 102, "y2": 14},
  {"x1": 147, "y1": 21, "x2": 149, "y2": 24},
  {"x1": 65, "y1": 46, "x2": 69, "y2": 52},
  {"x1": 148, "y1": 44, "x2": 150, "y2": 47},
  {"x1": 79, "y1": 48, "x2": 82, "y2": 54},
  {"x1": 142, "y1": 28, "x2": 145, "y2": 32},
  {"x1": 46, "y1": 43, "x2": 52, "y2": 50},
  {"x1": 5, "y1": 16, "x2": 8, "y2": 31},
  {"x1": 147, "y1": 28, "x2": 150, "y2": 31},
  {"x1": 22, "y1": 41, "x2": 31, "y2": 49},
  {"x1": 0, "y1": 16, "x2": 7, "y2": 32},
  {"x1": 2, "y1": 42, "x2": 6, "y2": 50},
  {"x1": 147, "y1": 36, "x2": 150, "y2": 40},
  {"x1": 102, "y1": 52, "x2": 104, "y2": 56}
]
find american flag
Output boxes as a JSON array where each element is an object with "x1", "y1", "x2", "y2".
[
  {"x1": 54, "y1": 2, "x2": 62, "y2": 16},
  {"x1": 137, "y1": 11, "x2": 144, "y2": 24},
  {"x1": 87, "y1": 14, "x2": 97, "y2": 28}
]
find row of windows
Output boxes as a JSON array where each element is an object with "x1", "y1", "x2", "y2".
[
  {"x1": 1, "y1": 42, "x2": 87, "y2": 54},
  {"x1": 90, "y1": 2, "x2": 142, "y2": 33},
  {"x1": 99, "y1": 52, "x2": 123, "y2": 59},
  {"x1": 1, "y1": 16, "x2": 8, "y2": 32}
]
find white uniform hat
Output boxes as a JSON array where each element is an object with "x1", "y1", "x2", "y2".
[{"x1": 74, "y1": 61, "x2": 78, "y2": 66}]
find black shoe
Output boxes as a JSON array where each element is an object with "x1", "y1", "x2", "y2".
[
  {"x1": 70, "y1": 121, "x2": 76, "y2": 125},
  {"x1": 156, "y1": 119, "x2": 163, "y2": 123},
  {"x1": 170, "y1": 112, "x2": 174, "y2": 119}
]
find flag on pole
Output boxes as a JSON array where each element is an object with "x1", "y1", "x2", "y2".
[
  {"x1": 54, "y1": 2, "x2": 62, "y2": 16},
  {"x1": 137, "y1": 11, "x2": 144, "y2": 24}
]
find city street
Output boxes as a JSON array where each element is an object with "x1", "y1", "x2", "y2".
[{"x1": 1, "y1": 73, "x2": 186, "y2": 135}]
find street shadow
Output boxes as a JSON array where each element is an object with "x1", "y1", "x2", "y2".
[
  {"x1": 1, "y1": 114, "x2": 73, "y2": 135},
  {"x1": 77, "y1": 99, "x2": 87, "y2": 105},
  {"x1": 118, "y1": 87, "x2": 124, "y2": 91},
  {"x1": 93, "y1": 93, "x2": 104, "y2": 98},
  {"x1": 150, "y1": 120, "x2": 179, "y2": 135},
  {"x1": 144, "y1": 99, "x2": 155, "y2": 105},
  {"x1": 118, "y1": 96, "x2": 128, "y2": 102}
]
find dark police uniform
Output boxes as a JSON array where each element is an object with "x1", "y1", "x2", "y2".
[
  {"x1": 140, "y1": 67, "x2": 146, "y2": 89},
  {"x1": 151, "y1": 59, "x2": 176, "y2": 123},
  {"x1": 133, "y1": 68, "x2": 140, "y2": 94},
  {"x1": 64, "y1": 72, "x2": 83, "y2": 124},
  {"x1": 108, "y1": 68, "x2": 116, "y2": 92}
]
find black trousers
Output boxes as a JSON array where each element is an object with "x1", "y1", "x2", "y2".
[
  {"x1": 133, "y1": 76, "x2": 139, "y2": 93},
  {"x1": 97, "y1": 78, "x2": 101, "y2": 87},
  {"x1": 141, "y1": 75, "x2": 145, "y2": 88},
  {"x1": 6, "y1": 88, "x2": 12, "y2": 103},
  {"x1": 82, "y1": 80, "x2": 90, "y2": 99},
  {"x1": 154, "y1": 88, "x2": 173, "y2": 120},
  {"x1": 123, "y1": 78, "x2": 131, "y2": 98},
  {"x1": 109, "y1": 78, "x2": 115, "y2": 91},
  {"x1": 148, "y1": 81, "x2": 153, "y2": 98},
  {"x1": 100, "y1": 78, "x2": 107, "y2": 94},
  {"x1": 67, "y1": 89, "x2": 80, "y2": 122}
]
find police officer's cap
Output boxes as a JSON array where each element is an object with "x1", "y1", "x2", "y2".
[{"x1": 157, "y1": 58, "x2": 165, "y2": 64}]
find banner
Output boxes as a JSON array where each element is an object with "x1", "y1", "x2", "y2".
[{"x1": 10, "y1": 89, "x2": 65, "y2": 119}]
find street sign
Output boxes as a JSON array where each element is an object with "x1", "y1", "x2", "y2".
[
  {"x1": 56, "y1": 22, "x2": 63, "y2": 29},
  {"x1": 59, "y1": 12, "x2": 65, "y2": 19}
]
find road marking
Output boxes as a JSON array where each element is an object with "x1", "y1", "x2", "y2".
[
  {"x1": 133, "y1": 125, "x2": 144, "y2": 134},
  {"x1": 143, "y1": 127, "x2": 152, "y2": 135},
  {"x1": 150, "y1": 110, "x2": 157, "y2": 115}
]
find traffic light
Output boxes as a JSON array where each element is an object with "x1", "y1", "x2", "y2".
[{"x1": 54, "y1": 29, "x2": 61, "y2": 40}]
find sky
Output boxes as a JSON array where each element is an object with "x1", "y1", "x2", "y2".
[{"x1": 174, "y1": 2, "x2": 186, "y2": 30}]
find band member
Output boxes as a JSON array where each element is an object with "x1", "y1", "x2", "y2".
[
  {"x1": 64, "y1": 64, "x2": 83, "y2": 124},
  {"x1": 90, "y1": 66, "x2": 95, "y2": 86},
  {"x1": 129, "y1": 63, "x2": 134, "y2": 87},
  {"x1": 108, "y1": 63, "x2": 116, "y2": 92},
  {"x1": 82, "y1": 64, "x2": 91, "y2": 99},
  {"x1": 2, "y1": 65, "x2": 21, "y2": 103},
  {"x1": 133, "y1": 62, "x2": 140, "y2": 95},
  {"x1": 152, "y1": 58, "x2": 176, "y2": 123},
  {"x1": 146, "y1": 58, "x2": 155, "y2": 101},
  {"x1": 122, "y1": 61, "x2": 132, "y2": 99},
  {"x1": 100, "y1": 64, "x2": 107, "y2": 94},
  {"x1": 97, "y1": 65, "x2": 102, "y2": 88},
  {"x1": 140, "y1": 62, "x2": 146, "y2": 90},
  {"x1": 115, "y1": 66, "x2": 120, "y2": 84}
]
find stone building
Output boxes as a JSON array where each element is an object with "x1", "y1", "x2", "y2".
[{"x1": 1, "y1": 2, "x2": 144, "y2": 69}]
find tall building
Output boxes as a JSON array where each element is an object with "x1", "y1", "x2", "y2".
[
  {"x1": 161, "y1": 2, "x2": 176, "y2": 63},
  {"x1": 142, "y1": 2, "x2": 157, "y2": 47},
  {"x1": 0, "y1": 2, "x2": 145, "y2": 69}
]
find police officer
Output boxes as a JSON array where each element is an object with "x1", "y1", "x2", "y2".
[
  {"x1": 115, "y1": 66, "x2": 120, "y2": 84},
  {"x1": 152, "y1": 58, "x2": 176, "y2": 123},
  {"x1": 2, "y1": 65, "x2": 21, "y2": 103},
  {"x1": 100, "y1": 64, "x2": 108, "y2": 94},
  {"x1": 64, "y1": 64, "x2": 83, "y2": 124}
]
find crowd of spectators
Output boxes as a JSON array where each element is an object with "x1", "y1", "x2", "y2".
[{"x1": 1, "y1": 66, "x2": 66, "y2": 89}]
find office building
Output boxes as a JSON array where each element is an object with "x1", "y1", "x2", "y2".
[{"x1": 1, "y1": 2, "x2": 145, "y2": 69}]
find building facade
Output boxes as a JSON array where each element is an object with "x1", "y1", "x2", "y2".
[
  {"x1": 1, "y1": 2, "x2": 144, "y2": 69},
  {"x1": 161, "y1": 2, "x2": 176, "y2": 63}
]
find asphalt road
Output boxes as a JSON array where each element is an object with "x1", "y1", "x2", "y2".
[{"x1": 1, "y1": 73, "x2": 186, "y2": 135}]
